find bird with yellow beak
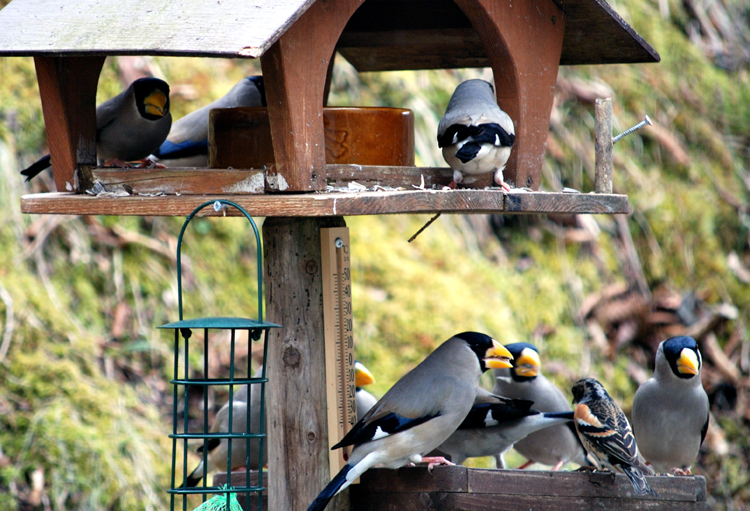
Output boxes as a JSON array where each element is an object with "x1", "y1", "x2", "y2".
[{"x1": 632, "y1": 336, "x2": 709, "y2": 475}]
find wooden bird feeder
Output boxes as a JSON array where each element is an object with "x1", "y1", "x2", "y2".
[{"x1": 0, "y1": 1, "x2": 707, "y2": 511}]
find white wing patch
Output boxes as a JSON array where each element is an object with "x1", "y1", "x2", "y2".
[
  {"x1": 371, "y1": 426, "x2": 390, "y2": 441},
  {"x1": 485, "y1": 410, "x2": 499, "y2": 427}
]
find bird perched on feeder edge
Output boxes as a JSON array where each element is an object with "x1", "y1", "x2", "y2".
[
  {"x1": 355, "y1": 361, "x2": 378, "y2": 422},
  {"x1": 493, "y1": 342, "x2": 588, "y2": 469},
  {"x1": 435, "y1": 387, "x2": 574, "y2": 465},
  {"x1": 183, "y1": 382, "x2": 264, "y2": 487},
  {"x1": 152, "y1": 76, "x2": 265, "y2": 167},
  {"x1": 21, "y1": 77, "x2": 172, "y2": 181},
  {"x1": 307, "y1": 332, "x2": 513, "y2": 511},
  {"x1": 437, "y1": 79, "x2": 515, "y2": 190},
  {"x1": 632, "y1": 336, "x2": 709, "y2": 475},
  {"x1": 572, "y1": 378, "x2": 657, "y2": 497}
]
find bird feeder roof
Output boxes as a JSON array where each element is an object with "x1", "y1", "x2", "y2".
[{"x1": 0, "y1": 0, "x2": 659, "y2": 67}]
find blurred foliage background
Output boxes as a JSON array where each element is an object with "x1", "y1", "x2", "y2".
[{"x1": 0, "y1": 0, "x2": 749, "y2": 509}]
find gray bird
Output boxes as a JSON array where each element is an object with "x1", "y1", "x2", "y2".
[
  {"x1": 184, "y1": 381, "x2": 265, "y2": 487},
  {"x1": 307, "y1": 332, "x2": 513, "y2": 511},
  {"x1": 572, "y1": 378, "x2": 657, "y2": 497},
  {"x1": 632, "y1": 336, "x2": 709, "y2": 475},
  {"x1": 435, "y1": 388, "x2": 574, "y2": 465},
  {"x1": 355, "y1": 361, "x2": 378, "y2": 423},
  {"x1": 493, "y1": 342, "x2": 587, "y2": 469},
  {"x1": 21, "y1": 77, "x2": 172, "y2": 181},
  {"x1": 152, "y1": 76, "x2": 265, "y2": 167},
  {"x1": 437, "y1": 79, "x2": 515, "y2": 190}
]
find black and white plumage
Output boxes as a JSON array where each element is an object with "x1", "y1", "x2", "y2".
[
  {"x1": 184, "y1": 382, "x2": 265, "y2": 487},
  {"x1": 307, "y1": 332, "x2": 513, "y2": 511},
  {"x1": 355, "y1": 361, "x2": 378, "y2": 423},
  {"x1": 437, "y1": 79, "x2": 515, "y2": 190},
  {"x1": 435, "y1": 388, "x2": 573, "y2": 465},
  {"x1": 21, "y1": 77, "x2": 172, "y2": 181},
  {"x1": 493, "y1": 342, "x2": 587, "y2": 469},
  {"x1": 632, "y1": 336, "x2": 709, "y2": 475},
  {"x1": 572, "y1": 378, "x2": 657, "y2": 497},
  {"x1": 152, "y1": 76, "x2": 265, "y2": 167}
]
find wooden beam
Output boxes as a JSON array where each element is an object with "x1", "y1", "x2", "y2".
[
  {"x1": 595, "y1": 98, "x2": 614, "y2": 194},
  {"x1": 351, "y1": 466, "x2": 708, "y2": 510},
  {"x1": 20, "y1": 190, "x2": 630, "y2": 217},
  {"x1": 453, "y1": 0, "x2": 565, "y2": 191},
  {"x1": 34, "y1": 56, "x2": 105, "y2": 192},
  {"x1": 263, "y1": 217, "x2": 349, "y2": 511},
  {"x1": 260, "y1": 0, "x2": 365, "y2": 192}
]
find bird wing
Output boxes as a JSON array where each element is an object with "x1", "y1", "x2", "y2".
[
  {"x1": 459, "y1": 395, "x2": 536, "y2": 430},
  {"x1": 437, "y1": 123, "x2": 515, "y2": 149},
  {"x1": 331, "y1": 410, "x2": 438, "y2": 449},
  {"x1": 575, "y1": 402, "x2": 638, "y2": 466}
]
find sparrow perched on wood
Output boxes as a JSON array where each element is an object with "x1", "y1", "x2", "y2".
[
  {"x1": 493, "y1": 342, "x2": 587, "y2": 469},
  {"x1": 21, "y1": 77, "x2": 172, "y2": 181},
  {"x1": 572, "y1": 378, "x2": 657, "y2": 497},
  {"x1": 632, "y1": 336, "x2": 709, "y2": 475},
  {"x1": 153, "y1": 76, "x2": 265, "y2": 167},
  {"x1": 355, "y1": 361, "x2": 378, "y2": 422},
  {"x1": 437, "y1": 79, "x2": 515, "y2": 190},
  {"x1": 307, "y1": 332, "x2": 513, "y2": 511},
  {"x1": 435, "y1": 387, "x2": 574, "y2": 465}
]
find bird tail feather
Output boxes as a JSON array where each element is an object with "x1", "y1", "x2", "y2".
[
  {"x1": 21, "y1": 154, "x2": 51, "y2": 182},
  {"x1": 182, "y1": 460, "x2": 206, "y2": 488},
  {"x1": 541, "y1": 411, "x2": 574, "y2": 420},
  {"x1": 622, "y1": 465, "x2": 658, "y2": 496},
  {"x1": 307, "y1": 464, "x2": 353, "y2": 511}
]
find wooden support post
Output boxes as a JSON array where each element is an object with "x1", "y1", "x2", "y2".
[
  {"x1": 263, "y1": 217, "x2": 349, "y2": 511},
  {"x1": 260, "y1": 0, "x2": 364, "y2": 192},
  {"x1": 453, "y1": 0, "x2": 565, "y2": 190},
  {"x1": 34, "y1": 56, "x2": 105, "y2": 192},
  {"x1": 595, "y1": 98, "x2": 613, "y2": 194}
]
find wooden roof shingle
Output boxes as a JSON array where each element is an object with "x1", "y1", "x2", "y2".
[{"x1": 0, "y1": 0, "x2": 659, "y2": 67}]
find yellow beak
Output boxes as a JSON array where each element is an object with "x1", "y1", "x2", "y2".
[
  {"x1": 354, "y1": 361, "x2": 375, "y2": 387},
  {"x1": 514, "y1": 348, "x2": 541, "y2": 377},
  {"x1": 144, "y1": 90, "x2": 168, "y2": 117},
  {"x1": 677, "y1": 348, "x2": 699, "y2": 375},
  {"x1": 484, "y1": 339, "x2": 514, "y2": 369}
]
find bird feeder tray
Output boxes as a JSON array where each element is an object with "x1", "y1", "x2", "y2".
[
  {"x1": 20, "y1": 189, "x2": 630, "y2": 217},
  {"x1": 350, "y1": 466, "x2": 709, "y2": 511},
  {"x1": 208, "y1": 107, "x2": 415, "y2": 169}
]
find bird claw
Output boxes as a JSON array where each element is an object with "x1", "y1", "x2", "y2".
[
  {"x1": 135, "y1": 158, "x2": 165, "y2": 169},
  {"x1": 421, "y1": 456, "x2": 454, "y2": 473},
  {"x1": 101, "y1": 158, "x2": 133, "y2": 168},
  {"x1": 671, "y1": 468, "x2": 690, "y2": 476}
]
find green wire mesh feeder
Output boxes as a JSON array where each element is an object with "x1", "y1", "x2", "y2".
[{"x1": 160, "y1": 200, "x2": 281, "y2": 511}]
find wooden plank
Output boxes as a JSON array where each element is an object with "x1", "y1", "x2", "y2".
[
  {"x1": 0, "y1": 0, "x2": 316, "y2": 58},
  {"x1": 468, "y1": 469, "x2": 705, "y2": 501},
  {"x1": 351, "y1": 492, "x2": 708, "y2": 511},
  {"x1": 263, "y1": 217, "x2": 349, "y2": 511},
  {"x1": 88, "y1": 165, "x2": 475, "y2": 194},
  {"x1": 90, "y1": 168, "x2": 267, "y2": 195},
  {"x1": 505, "y1": 191, "x2": 630, "y2": 214},
  {"x1": 358, "y1": 465, "x2": 469, "y2": 493},
  {"x1": 0, "y1": 0, "x2": 659, "y2": 67},
  {"x1": 351, "y1": 467, "x2": 708, "y2": 510},
  {"x1": 595, "y1": 98, "x2": 613, "y2": 194},
  {"x1": 34, "y1": 56, "x2": 104, "y2": 192},
  {"x1": 20, "y1": 190, "x2": 631, "y2": 217},
  {"x1": 260, "y1": 0, "x2": 364, "y2": 192}
]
